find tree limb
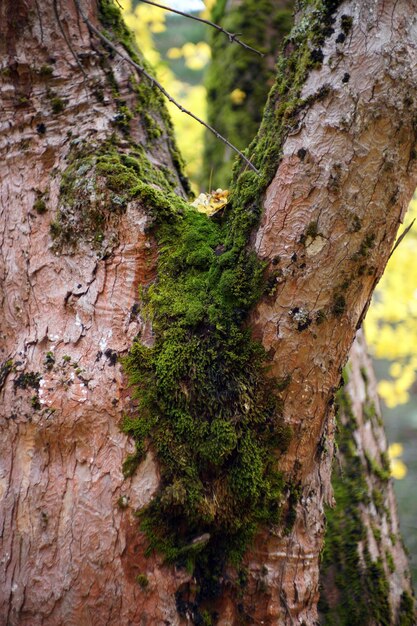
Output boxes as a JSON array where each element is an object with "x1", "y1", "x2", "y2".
[{"x1": 388, "y1": 218, "x2": 415, "y2": 259}]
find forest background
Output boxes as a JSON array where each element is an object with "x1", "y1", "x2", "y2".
[{"x1": 121, "y1": 0, "x2": 417, "y2": 589}]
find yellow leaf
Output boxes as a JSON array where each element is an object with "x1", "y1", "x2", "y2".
[
  {"x1": 191, "y1": 189, "x2": 229, "y2": 216},
  {"x1": 391, "y1": 459, "x2": 407, "y2": 480},
  {"x1": 388, "y1": 442, "x2": 404, "y2": 459},
  {"x1": 230, "y1": 88, "x2": 246, "y2": 105},
  {"x1": 167, "y1": 47, "x2": 183, "y2": 60},
  {"x1": 150, "y1": 21, "x2": 166, "y2": 33}
]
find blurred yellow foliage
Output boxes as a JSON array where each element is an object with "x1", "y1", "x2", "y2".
[
  {"x1": 167, "y1": 47, "x2": 183, "y2": 59},
  {"x1": 167, "y1": 42, "x2": 211, "y2": 70},
  {"x1": 366, "y1": 195, "x2": 417, "y2": 408},
  {"x1": 388, "y1": 443, "x2": 407, "y2": 479},
  {"x1": 230, "y1": 88, "x2": 246, "y2": 105},
  {"x1": 201, "y1": 0, "x2": 216, "y2": 18}
]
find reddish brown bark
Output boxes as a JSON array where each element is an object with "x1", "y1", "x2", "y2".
[
  {"x1": 234, "y1": 1, "x2": 417, "y2": 622},
  {"x1": 0, "y1": 1, "x2": 188, "y2": 624}
]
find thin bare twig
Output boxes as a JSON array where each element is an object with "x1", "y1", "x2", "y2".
[
  {"x1": 73, "y1": 0, "x2": 259, "y2": 175},
  {"x1": 389, "y1": 218, "x2": 415, "y2": 259},
  {"x1": 137, "y1": 0, "x2": 264, "y2": 57}
]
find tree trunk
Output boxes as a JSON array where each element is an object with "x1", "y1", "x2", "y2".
[
  {"x1": 214, "y1": 0, "x2": 417, "y2": 621},
  {"x1": 319, "y1": 330, "x2": 414, "y2": 625},
  {"x1": 205, "y1": 1, "x2": 415, "y2": 622},
  {"x1": 0, "y1": 1, "x2": 190, "y2": 624},
  {"x1": 1, "y1": 1, "x2": 417, "y2": 625}
]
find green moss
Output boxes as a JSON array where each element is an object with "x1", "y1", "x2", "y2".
[
  {"x1": 364, "y1": 554, "x2": 391, "y2": 625},
  {"x1": 398, "y1": 591, "x2": 416, "y2": 625},
  {"x1": 340, "y1": 14, "x2": 353, "y2": 35},
  {"x1": 117, "y1": 495, "x2": 129, "y2": 509},
  {"x1": 372, "y1": 487, "x2": 386, "y2": 514},
  {"x1": 98, "y1": 0, "x2": 136, "y2": 54},
  {"x1": 319, "y1": 382, "x2": 392, "y2": 625},
  {"x1": 360, "y1": 365, "x2": 368, "y2": 384},
  {"x1": 98, "y1": 0, "x2": 191, "y2": 195},
  {"x1": 112, "y1": 104, "x2": 133, "y2": 133},
  {"x1": 363, "y1": 402, "x2": 377, "y2": 422},
  {"x1": 51, "y1": 139, "x2": 186, "y2": 252},
  {"x1": 316, "y1": 309, "x2": 327, "y2": 325},
  {"x1": 372, "y1": 525, "x2": 382, "y2": 543},
  {"x1": 140, "y1": 111, "x2": 163, "y2": 141},
  {"x1": 44, "y1": 351, "x2": 55, "y2": 368},
  {"x1": 332, "y1": 294, "x2": 346, "y2": 317},
  {"x1": 38, "y1": 64, "x2": 53, "y2": 78},
  {"x1": 381, "y1": 451, "x2": 391, "y2": 474},
  {"x1": 14, "y1": 371, "x2": 41, "y2": 390},
  {"x1": 31, "y1": 395, "x2": 41, "y2": 410},
  {"x1": 122, "y1": 452, "x2": 142, "y2": 478},
  {"x1": 135, "y1": 573, "x2": 149, "y2": 589},
  {"x1": 365, "y1": 451, "x2": 390, "y2": 483},
  {"x1": 351, "y1": 215, "x2": 362, "y2": 232},
  {"x1": 386, "y1": 550, "x2": 395, "y2": 573},
  {"x1": 124, "y1": 244, "x2": 288, "y2": 567},
  {"x1": 200, "y1": 610, "x2": 213, "y2": 626},
  {"x1": 306, "y1": 221, "x2": 319, "y2": 238},
  {"x1": 33, "y1": 198, "x2": 47, "y2": 214},
  {"x1": 51, "y1": 97, "x2": 65, "y2": 114},
  {"x1": 284, "y1": 483, "x2": 302, "y2": 534},
  {"x1": 0, "y1": 359, "x2": 13, "y2": 390},
  {"x1": 352, "y1": 233, "x2": 376, "y2": 260}
]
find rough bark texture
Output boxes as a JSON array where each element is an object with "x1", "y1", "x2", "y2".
[
  {"x1": 319, "y1": 330, "x2": 414, "y2": 624},
  {"x1": 1, "y1": 0, "x2": 417, "y2": 625},
  {"x1": 233, "y1": 1, "x2": 417, "y2": 623},
  {"x1": 0, "y1": 1, "x2": 189, "y2": 624}
]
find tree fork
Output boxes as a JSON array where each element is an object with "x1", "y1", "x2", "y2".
[{"x1": 1, "y1": 1, "x2": 417, "y2": 625}]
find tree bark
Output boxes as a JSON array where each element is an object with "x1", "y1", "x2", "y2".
[
  {"x1": 205, "y1": 1, "x2": 415, "y2": 622},
  {"x1": 319, "y1": 330, "x2": 414, "y2": 625},
  {"x1": 222, "y1": 0, "x2": 417, "y2": 622},
  {"x1": 1, "y1": 1, "x2": 417, "y2": 625},
  {"x1": 0, "y1": 1, "x2": 189, "y2": 624}
]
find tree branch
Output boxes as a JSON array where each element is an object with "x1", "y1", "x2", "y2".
[
  {"x1": 137, "y1": 0, "x2": 264, "y2": 57},
  {"x1": 73, "y1": 0, "x2": 259, "y2": 176},
  {"x1": 388, "y1": 218, "x2": 415, "y2": 259}
]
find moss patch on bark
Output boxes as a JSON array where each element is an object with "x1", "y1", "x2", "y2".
[
  {"x1": 67, "y1": 0, "x2": 366, "y2": 617},
  {"x1": 123, "y1": 204, "x2": 290, "y2": 569},
  {"x1": 318, "y1": 381, "x2": 393, "y2": 625}
]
